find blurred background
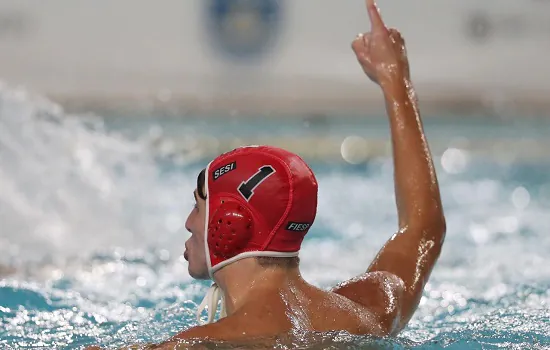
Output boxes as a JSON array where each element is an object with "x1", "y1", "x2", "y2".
[
  {"x1": 2, "y1": 0, "x2": 550, "y2": 160},
  {"x1": 0, "y1": 1, "x2": 549, "y2": 349}
]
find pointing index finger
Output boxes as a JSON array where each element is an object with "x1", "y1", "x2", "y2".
[{"x1": 366, "y1": 0, "x2": 386, "y2": 31}]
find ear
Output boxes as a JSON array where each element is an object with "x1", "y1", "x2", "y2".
[{"x1": 208, "y1": 200, "x2": 254, "y2": 266}]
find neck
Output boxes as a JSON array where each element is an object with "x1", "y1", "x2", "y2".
[{"x1": 213, "y1": 258, "x2": 303, "y2": 315}]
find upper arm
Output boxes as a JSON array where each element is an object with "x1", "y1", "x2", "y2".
[
  {"x1": 334, "y1": 223, "x2": 445, "y2": 334},
  {"x1": 331, "y1": 270, "x2": 405, "y2": 335},
  {"x1": 368, "y1": 224, "x2": 445, "y2": 327}
]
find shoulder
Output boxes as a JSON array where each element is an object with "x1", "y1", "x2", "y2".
[
  {"x1": 331, "y1": 271, "x2": 405, "y2": 335},
  {"x1": 170, "y1": 322, "x2": 228, "y2": 342},
  {"x1": 170, "y1": 312, "x2": 265, "y2": 343},
  {"x1": 332, "y1": 270, "x2": 405, "y2": 302}
]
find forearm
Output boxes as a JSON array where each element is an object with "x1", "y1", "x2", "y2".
[{"x1": 381, "y1": 79, "x2": 444, "y2": 233}]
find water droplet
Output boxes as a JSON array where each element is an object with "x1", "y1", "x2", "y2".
[
  {"x1": 511, "y1": 186, "x2": 530, "y2": 210},
  {"x1": 441, "y1": 148, "x2": 469, "y2": 174},
  {"x1": 159, "y1": 249, "x2": 170, "y2": 261},
  {"x1": 470, "y1": 223, "x2": 490, "y2": 245},
  {"x1": 340, "y1": 136, "x2": 368, "y2": 164},
  {"x1": 136, "y1": 276, "x2": 147, "y2": 287}
]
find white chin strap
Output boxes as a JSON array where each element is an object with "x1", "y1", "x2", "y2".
[{"x1": 196, "y1": 283, "x2": 227, "y2": 325}]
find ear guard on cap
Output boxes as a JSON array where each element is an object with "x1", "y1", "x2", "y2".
[{"x1": 208, "y1": 200, "x2": 255, "y2": 264}]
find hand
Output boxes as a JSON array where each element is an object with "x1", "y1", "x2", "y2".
[{"x1": 351, "y1": 0, "x2": 410, "y2": 87}]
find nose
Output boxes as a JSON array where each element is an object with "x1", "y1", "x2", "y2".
[{"x1": 185, "y1": 211, "x2": 193, "y2": 234}]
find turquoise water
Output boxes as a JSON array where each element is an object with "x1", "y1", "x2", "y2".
[{"x1": 0, "y1": 86, "x2": 549, "y2": 349}]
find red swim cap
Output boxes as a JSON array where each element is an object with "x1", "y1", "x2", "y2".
[{"x1": 203, "y1": 145, "x2": 318, "y2": 277}]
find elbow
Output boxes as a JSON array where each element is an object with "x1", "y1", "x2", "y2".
[
  {"x1": 429, "y1": 211, "x2": 446, "y2": 247},
  {"x1": 435, "y1": 212, "x2": 446, "y2": 237},
  {"x1": 435, "y1": 216, "x2": 446, "y2": 251},
  {"x1": 411, "y1": 209, "x2": 446, "y2": 246}
]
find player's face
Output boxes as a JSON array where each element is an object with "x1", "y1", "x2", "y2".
[{"x1": 184, "y1": 189, "x2": 209, "y2": 279}]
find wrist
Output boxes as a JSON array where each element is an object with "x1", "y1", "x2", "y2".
[{"x1": 380, "y1": 77, "x2": 414, "y2": 101}]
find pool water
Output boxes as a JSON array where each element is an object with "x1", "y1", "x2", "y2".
[{"x1": 1, "y1": 86, "x2": 549, "y2": 349}]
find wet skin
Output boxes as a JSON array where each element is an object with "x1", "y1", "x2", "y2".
[{"x1": 171, "y1": 0, "x2": 445, "y2": 345}]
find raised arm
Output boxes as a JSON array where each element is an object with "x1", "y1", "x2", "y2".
[{"x1": 333, "y1": 0, "x2": 446, "y2": 335}]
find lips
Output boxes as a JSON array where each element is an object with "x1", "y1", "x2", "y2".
[{"x1": 183, "y1": 242, "x2": 189, "y2": 261}]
